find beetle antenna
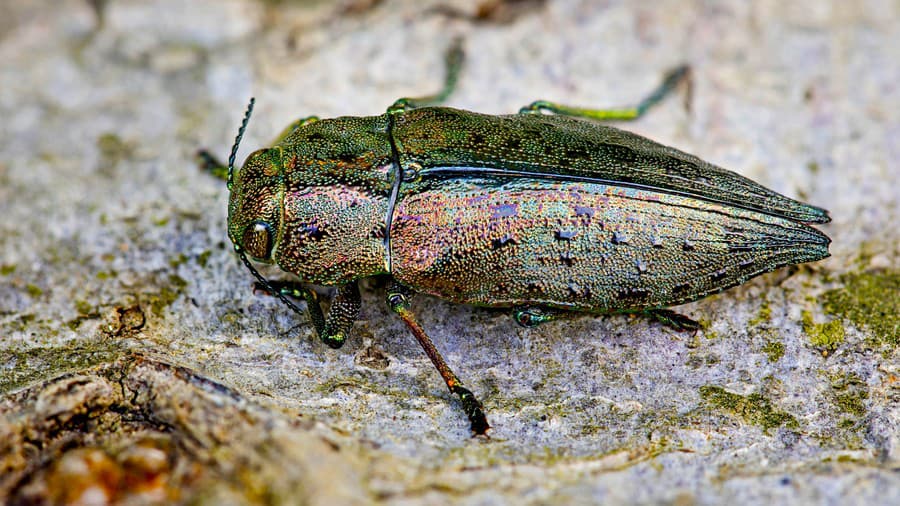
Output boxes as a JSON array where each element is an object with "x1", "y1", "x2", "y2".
[
  {"x1": 227, "y1": 97, "x2": 255, "y2": 191},
  {"x1": 236, "y1": 248, "x2": 308, "y2": 318}
]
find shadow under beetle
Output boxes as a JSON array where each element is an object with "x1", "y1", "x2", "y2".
[{"x1": 200, "y1": 40, "x2": 830, "y2": 435}]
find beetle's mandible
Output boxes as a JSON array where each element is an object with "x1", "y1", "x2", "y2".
[{"x1": 200, "y1": 40, "x2": 830, "y2": 435}]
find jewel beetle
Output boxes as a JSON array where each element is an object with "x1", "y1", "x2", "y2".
[{"x1": 200, "y1": 40, "x2": 830, "y2": 435}]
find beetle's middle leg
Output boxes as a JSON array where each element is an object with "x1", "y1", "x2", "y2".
[
  {"x1": 512, "y1": 306, "x2": 576, "y2": 328},
  {"x1": 256, "y1": 280, "x2": 360, "y2": 349},
  {"x1": 388, "y1": 37, "x2": 464, "y2": 114},
  {"x1": 518, "y1": 65, "x2": 691, "y2": 121},
  {"x1": 386, "y1": 281, "x2": 490, "y2": 435}
]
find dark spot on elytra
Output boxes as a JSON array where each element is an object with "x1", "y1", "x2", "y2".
[
  {"x1": 526, "y1": 282, "x2": 542, "y2": 293},
  {"x1": 565, "y1": 147, "x2": 588, "y2": 159},
  {"x1": 672, "y1": 282, "x2": 692, "y2": 296},
  {"x1": 711, "y1": 268, "x2": 728, "y2": 281},
  {"x1": 470, "y1": 132, "x2": 486, "y2": 145},
  {"x1": 560, "y1": 252, "x2": 575, "y2": 266},
  {"x1": 491, "y1": 203, "x2": 518, "y2": 219},
  {"x1": 568, "y1": 282, "x2": 590, "y2": 298},
  {"x1": 682, "y1": 239, "x2": 695, "y2": 251},
  {"x1": 617, "y1": 287, "x2": 650, "y2": 304},
  {"x1": 555, "y1": 230, "x2": 577, "y2": 240},
  {"x1": 307, "y1": 132, "x2": 325, "y2": 141},
  {"x1": 574, "y1": 206, "x2": 595, "y2": 217},
  {"x1": 505, "y1": 137, "x2": 522, "y2": 150},
  {"x1": 599, "y1": 143, "x2": 637, "y2": 163},
  {"x1": 369, "y1": 225, "x2": 386, "y2": 239},
  {"x1": 611, "y1": 231, "x2": 629, "y2": 244},
  {"x1": 304, "y1": 224, "x2": 327, "y2": 240},
  {"x1": 336, "y1": 151, "x2": 358, "y2": 163},
  {"x1": 491, "y1": 234, "x2": 517, "y2": 250}
]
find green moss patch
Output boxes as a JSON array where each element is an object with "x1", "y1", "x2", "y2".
[
  {"x1": 761, "y1": 339, "x2": 785, "y2": 362},
  {"x1": 0, "y1": 342, "x2": 121, "y2": 393},
  {"x1": 699, "y1": 385, "x2": 798, "y2": 434},
  {"x1": 748, "y1": 300, "x2": 771, "y2": 327},
  {"x1": 821, "y1": 270, "x2": 899, "y2": 349},
  {"x1": 801, "y1": 310, "x2": 845, "y2": 355}
]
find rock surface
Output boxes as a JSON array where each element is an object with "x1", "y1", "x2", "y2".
[{"x1": 1, "y1": 0, "x2": 897, "y2": 504}]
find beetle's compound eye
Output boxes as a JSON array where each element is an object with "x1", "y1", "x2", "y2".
[{"x1": 242, "y1": 221, "x2": 273, "y2": 260}]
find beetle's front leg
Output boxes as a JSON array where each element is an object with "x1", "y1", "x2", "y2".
[
  {"x1": 196, "y1": 116, "x2": 319, "y2": 181},
  {"x1": 386, "y1": 282, "x2": 489, "y2": 436},
  {"x1": 197, "y1": 150, "x2": 228, "y2": 181},
  {"x1": 256, "y1": 280, "x2": 360, "y2": 348}
]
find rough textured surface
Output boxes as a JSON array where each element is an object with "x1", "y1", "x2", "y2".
[{"x1": 1, "y1": 0, "x2": 897, "y2": 504}]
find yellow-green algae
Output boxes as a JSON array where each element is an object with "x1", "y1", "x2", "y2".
[
  {"x1": 0, "y1": 342, "x2": 122, "y2": 393},
  {"x1": 801, "y1": 310, "x2": 845, "y2": 354},
  {"x1": 748, "y1": 300, "x2": 772, "y2": 327},
  {"x1": 25, "y1": 283, "x2": 44, "y2": 297},
  {"x1": 821, "y1": 269, "x2": 899, "y2": 349},
  {"x1": 699, "y1": 385, "x2": 798, "y2": 434},
  {"x1": 830, "y1": 373, "x2": 868, "y2": 421},
  {"x1": 761, "y1": 338, "x2": 785, "y2": 362}
]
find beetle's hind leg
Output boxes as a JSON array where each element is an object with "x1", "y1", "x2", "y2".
[
  {"x1": 645, "y1": 308, "x2": 700, "y2": 332},
  {"x1": 388, "y1": 37, "x2": 464, "y2": 114},
  {"x1": 519, "y1": 65, "x2": 691, "y2": 121},
  {"x1": 386, "y1": 281, "x2": 490, "y2": 435},
  {"x1": 255, "y1": 280, "x2": 360, "y2": 348}
]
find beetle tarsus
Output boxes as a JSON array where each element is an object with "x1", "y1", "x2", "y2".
[
  {"x1": 451, "y1": 384, "x2": 490, "y2": 436},
  {"x1": 646, "y1": 309, "x2": 699, "y2": 332}
]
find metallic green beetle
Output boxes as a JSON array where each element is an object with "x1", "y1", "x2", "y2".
[{"x1": 202, "y1": 42, "x2": 830, "y2": 435}]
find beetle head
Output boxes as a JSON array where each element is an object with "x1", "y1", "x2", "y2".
[
  {"x1": 228, "y1": 146, "x2": 284, "y2": 263},
  {"x1": 223, "y1": 98, "x2": 309, "y2": 321},
  {"x1": 223, "y1": 98, "x2": 284, "y2": 264}
]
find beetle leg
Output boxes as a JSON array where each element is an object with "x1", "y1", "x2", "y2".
[
  {"x1": 645, "y1": 309, "x2": 700, "y2": 332},
  {"x1": 386, "y1": 282, "x2": 490, "y2": 435},
  {"x1": 512, "y1": 306, "x2": 573, "y2": 328},
  {"x1": 518, "y1": 65, "x2": 691, "y2": 120},
  {"x1": 388, "y1": 37, "x2": 464, "y2": 114},
  {"x1": 255, "y1": 280, "x2": 360, "y2": 349},
  {"x1": 196, "y1": 149, "x2": 228, "y2": 181}
]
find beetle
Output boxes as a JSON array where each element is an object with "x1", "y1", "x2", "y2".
[{"x1": 200, "y1": 41, "x2": 830, "y2": 435}]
